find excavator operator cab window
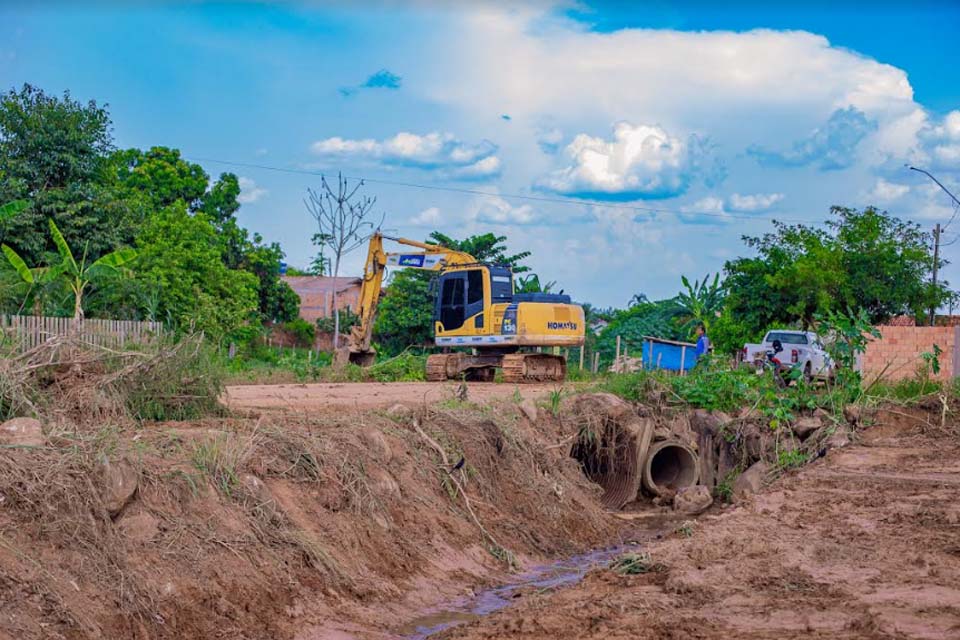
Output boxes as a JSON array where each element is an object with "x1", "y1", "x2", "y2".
[
  {"x1": 437, "y1": 268, "x2": 487, "y2": 332},
  {"x1": 488, "y1": 266, "x2": 513, "y2": 303},
  {"x1": 467, "y1": 270, "x2": 483, "y2": 305},
  {"x1": 438, "y1": 274, "x2": 466, "y2": 331}
]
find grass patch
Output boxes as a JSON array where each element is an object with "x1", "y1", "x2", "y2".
[
  {"x1": 610, "y1": 551, "x2": 664, "y2": 575},
  {"x1": 191, "y1": 432, "x2": 258, "y2": 497},
  {"x1": 715, "y1": 469, "x2": 739, "y2": 503}
]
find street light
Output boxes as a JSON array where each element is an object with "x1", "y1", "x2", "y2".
[{"x1": 908, "y1": 165, "x2": 960, "y2": 209}]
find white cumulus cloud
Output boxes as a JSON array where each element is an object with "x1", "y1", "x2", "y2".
[
  {"x1": 536, "y1": 122, "x2": 708, "y2": 200},
  {"x1": 536, "y1": 127, "x2": 564, "y2": 154},
  {"x1": 870, "y1": 178, "x2": 910, "y2": 202},
  {"x1": 728, "y1": 192, "x2": 785, "y2": 212},
  {"x1": 920, "y1": 110, "x2": 960, "y2": 166},
  {"x1": 474, "y1": 195, "x2": 540, "y2": 225},
  {"x1": 237, "y1": 177, "x2": 267, "y2": 204},
  {"x1": 310, "y1": 131, "x2": 501, "y2": 180},
  {"x1": 679, "y1": 196, "x2": 730, "y2": 225},
  {"x1": 409, "y1": 206, "x2": 442, "y2": 226}
]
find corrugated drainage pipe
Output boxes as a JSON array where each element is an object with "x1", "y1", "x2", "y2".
[{"x1": 642, "y1": 440, "x2": 700, "y2": 495}]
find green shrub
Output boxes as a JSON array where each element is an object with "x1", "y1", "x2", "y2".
[
  {"x1": 122, "y1": 336, "x2": 225, "y2": 421},
  {"x1": 283, "y1": 318, "x2": 316, "y2": 348},
  {"x1": 316, "y1": 308, "x2": 359, "y2": 334},
  {"x1": 596, "y1": 371, "x2": 655, "y2": 402},
  {"x1": 367, "y1": 353, "x2": 426, "y2": 382}
]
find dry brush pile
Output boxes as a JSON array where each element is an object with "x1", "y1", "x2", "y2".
[{"x1": 0, "y1": 333, "x2": 223, "y2": 426}]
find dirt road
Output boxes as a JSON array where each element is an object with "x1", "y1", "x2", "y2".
[
  {"x1": 224, "y1": 381, "x2": 562, "y2": 412},
  {"x1": 438, "y1": 409, "x2": 960, "y2": 640}
]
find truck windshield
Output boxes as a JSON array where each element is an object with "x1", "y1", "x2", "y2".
[{"x1": 767, "y1": 332, "x2": 808, "y2": 345}]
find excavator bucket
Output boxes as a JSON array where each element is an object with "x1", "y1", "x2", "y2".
[{"x1": 334, "y1": 346, "x2": 376, "y2": 367}]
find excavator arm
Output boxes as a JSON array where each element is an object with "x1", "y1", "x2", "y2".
[{"x1": 339, "y1": 232, "x2": 475, "y2": 365}]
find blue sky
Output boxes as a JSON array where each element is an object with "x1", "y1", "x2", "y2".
[{"x1": 2, "y1": 1, "x2": 959, "y2": 307}]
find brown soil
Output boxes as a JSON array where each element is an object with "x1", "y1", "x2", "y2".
[
  {"x1": 0, "y1": 399, "x2": 617, "y2": 640},
  {"x1": 6, "y1": 368, "x2": 960, "y2": 640},
  {"x1": 438, "y1": 410, "x2": 960, "y2": 640},
  {"x1": 224, "y1": 381, "x2": 562, "y2": 413}
]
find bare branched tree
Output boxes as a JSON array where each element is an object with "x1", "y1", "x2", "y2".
[{"x1": 304, "y1": 173, "x2": 380, "y2": 349}]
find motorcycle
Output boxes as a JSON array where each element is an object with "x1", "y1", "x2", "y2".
[{"x1": 753, "y1": 339, "x2": 789, "y2": 388}]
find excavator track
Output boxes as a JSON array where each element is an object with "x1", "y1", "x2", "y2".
[
  {"x1": 425, "y1": 353, "x2": 460, "y2": 381},
  {"x1": 501, "y1": 353, "x2": 567, "y2": 383}
]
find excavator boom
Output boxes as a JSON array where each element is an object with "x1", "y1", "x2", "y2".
[{"x1": 339, "y1": 232, "x2": 474, "y2": 365}]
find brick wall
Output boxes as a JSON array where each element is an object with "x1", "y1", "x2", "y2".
[
  {"x1": 859, "y1": 325, "x2": 960, "y2": 382},
  {"x1": 282, "y1": 276, "x2": 362, "y2": 323}
]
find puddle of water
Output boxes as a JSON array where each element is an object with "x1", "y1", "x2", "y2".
[{"x1": 396, "y1": 544, "x2": 639, "y2": 639}]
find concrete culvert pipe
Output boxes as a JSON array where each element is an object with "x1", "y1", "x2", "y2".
[{"x1": 642, "y1": 440, "x2": 700, "y2": 496}]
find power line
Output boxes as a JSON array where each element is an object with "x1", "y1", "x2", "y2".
[{"x1": 187, "y1": 155, "x2": 817, "y2": 224}]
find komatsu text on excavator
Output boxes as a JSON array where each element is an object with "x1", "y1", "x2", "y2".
[{"x1": 340, "y1": 232, "x2": 585, "y2": 383}]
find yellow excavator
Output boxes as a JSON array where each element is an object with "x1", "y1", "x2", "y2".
[{"x1": 339, "y1": 232, "x2": 585, "y2": 383}]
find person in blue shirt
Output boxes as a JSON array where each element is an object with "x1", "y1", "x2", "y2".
[{"x1": 694, "y1": 324, "x2": 711, "y2": 360}]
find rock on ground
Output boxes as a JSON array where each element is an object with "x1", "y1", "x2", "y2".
[
  {"x1": 385, "y1": 403, "x2": 412, "y2": 421},
  {"x1": 101, "y1": 458, "x2": 139, "y2": 517},
  {"x1": 359, "y1": 427, "x2": 392, "y2": 463},
  {"x1": 0, "y1": 417, "x2": 44, "y2": 447},
  {"x1": 732, "y1": 461, "x2": 769, "y2": 501},
  {"x1": 792, "y1": 417, "x2": 821, "y2": 440},
  {"x1": 519, "y1": 399, "x2": 538, "y2": 423},
  {"x1": 239, "y1": 473, "x2": 287, "y2": 524},
  {"x1": 368, "y1": 467, "x2": 401, "y2": 499},
  {"x1": 826, "y1": 424, "x2": 853, "y2": 449},
  {"x1": 118, "y1": 512, "x2": 159, "y2": 544},
  {"x1": 673, "y1": 486, "x2": 713, "y2": 515}
]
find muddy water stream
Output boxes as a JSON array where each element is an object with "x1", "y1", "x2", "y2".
[{"x1": 395, "y1": 544, "x2": 640, "y2": 639}]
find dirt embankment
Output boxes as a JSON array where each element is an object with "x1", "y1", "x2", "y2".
[
  {"x1": 224, "y1": 381, "x2": 562, "y2": 413},
  {"x1": 439, "y1": 404, "x2": 960, "y2": 640},
  {"x1": 0, "y1": 396, "x2": 619, "y2": 640}
]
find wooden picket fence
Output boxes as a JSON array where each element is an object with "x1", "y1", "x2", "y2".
[{"x1": 0, "y1": 315, "x2": 164, "y2": 351}]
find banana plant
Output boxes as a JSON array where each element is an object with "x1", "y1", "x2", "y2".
[
  {"x1": 676, "y1": 272, "x2": 725, "y2": 333},
  {"x1": 2, "y1": 218, "x2": 137, "y2": 320}
]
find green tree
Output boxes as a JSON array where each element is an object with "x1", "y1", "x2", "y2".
[
  {"x1": 135, "y1": 204, "x2": 259, "y2": 340},
  {"x1": 109, "y1": 147, "x2": 208, "y2": 212},
  {"x1": 427, "y1": 231, "x2": 531, "y2": 269},
  {"x1": 0, "y1": 84, "x2": 135, "y2": 265},
  {"x1": 596, "y1": 298, "x2": 685, "y2": 360},
  {"x1": 724, "y1": 206, "x2": 947, "y2": 337},
  {"x1": 241, "y1": 239, "x2": 300, "y2": 323},
  {"x1": 109, "y1": 146, "x2": 295, "y2": 323}
]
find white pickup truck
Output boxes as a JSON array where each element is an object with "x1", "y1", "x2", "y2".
[{"x1": 743, "y1": 330, "x2": 834, "y2": 381}]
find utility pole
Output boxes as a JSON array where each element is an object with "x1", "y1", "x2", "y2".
[
  {"x1": 932, "y1": 223, "x2": 941, "y2": 326},
  {"x1": 908, "y1": 167, "x2": 959, "y2": 326}
]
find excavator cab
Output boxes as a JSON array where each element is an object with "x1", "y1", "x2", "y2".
[{"x1": 434, "y1": 266, "x2": 504, "y2": 333}]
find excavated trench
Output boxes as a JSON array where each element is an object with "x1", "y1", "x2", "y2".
[
  {"x1": 396, "y1": 544, "x2": 643, "y2": 639},
  {"x1": 396, "y1": 396, "x2": 713, "y2": 638}
]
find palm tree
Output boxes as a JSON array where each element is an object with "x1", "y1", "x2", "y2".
[
  {"x1": 515, "y1": 273, "x2": 556, "y2": 294},
  {"x1": 2, "y1": 217, "x2": 136, "y2": 320},
  {"x1": 676, "y1": 273, "x2": 725, "y2": 333}
]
